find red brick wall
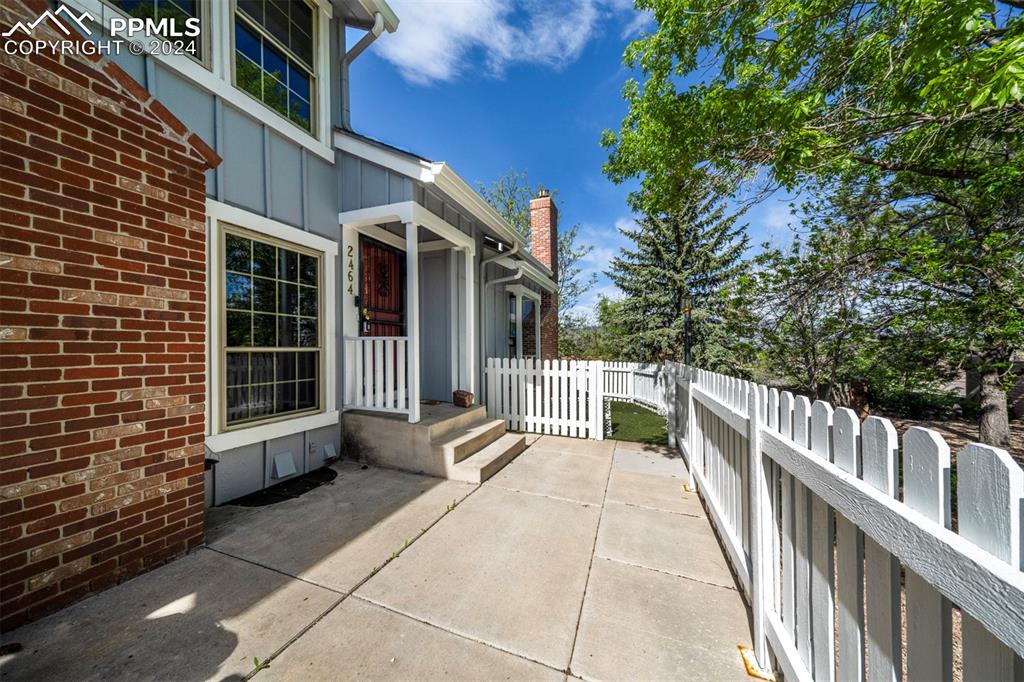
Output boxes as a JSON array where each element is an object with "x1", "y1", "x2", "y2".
[
  {"x1": 529, "y1": 192, "x2": 558, "y2": 359},
  {"x1": 0, "y1": 0, "x2": 220, "y2": 631}
]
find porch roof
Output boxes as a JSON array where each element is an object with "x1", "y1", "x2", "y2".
[{"x1": 334, "y1": 129, "x2": 557, "y2": 293}]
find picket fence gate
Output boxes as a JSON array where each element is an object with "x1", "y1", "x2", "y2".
[{"x1": 484, "y1": 357, "x2": 1024, "y2": 680}]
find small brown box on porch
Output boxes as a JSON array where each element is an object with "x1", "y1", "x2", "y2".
[{"x1": 453, "y1": 390, "x2": 474, "y2": 408}]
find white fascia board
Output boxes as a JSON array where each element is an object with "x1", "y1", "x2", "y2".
[
  {"x1": 333, "y1": 131, "x2": 435, "y2": 182},
  {"x1": 430, "y1": 164, "x2": 524, "y2": 248},
  {"x1": 495, "y1": 256, "x2": 557, "y2": 293},
  {"x1": 333, "y1": 131, "x2": 525, "y2": 250},
  {"x1": 339, "y1": 202, "x2": 412, "y2": 229},
  {"x1": 338, "y1": 201, "x2": 475, "y2": 255}
]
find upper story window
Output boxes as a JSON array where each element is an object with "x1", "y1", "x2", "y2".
[
  {"x1": 234, "y1": 0, "x2": 315, "y2": 133},
  {"x1": 106, "y1": 0, "x2": 204, "y2": 62}
]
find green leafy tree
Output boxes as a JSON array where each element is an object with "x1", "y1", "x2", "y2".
[
  {"x1": 477, "y1": 169, "x2": 598, "y2": 320},
  {"x1": 607, "y1": 178, "x2": 749, "y2": 365},
  {"x1": 603, "y1": 0, "x2": 1023, "y2": 445}
]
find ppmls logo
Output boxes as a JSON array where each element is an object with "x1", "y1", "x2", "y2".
[{"x1": 1, "y1": 5, "x2": 93, "y2": 38}]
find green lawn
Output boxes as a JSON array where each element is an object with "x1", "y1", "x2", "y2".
[{"x1": 609, "y1": 400, "x2": 668, "y2": 445}]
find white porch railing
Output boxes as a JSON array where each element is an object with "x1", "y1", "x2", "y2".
[
  {"x1": 343, "y1": 336, "x2": 411, "y2": 414},
  {"x1": 483, "y1": 355, "x2": 1024, "y2": 679}
]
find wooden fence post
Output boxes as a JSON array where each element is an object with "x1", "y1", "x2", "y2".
[{"x1": 592, "y1": 360, "x2": 605, "y2": 440}]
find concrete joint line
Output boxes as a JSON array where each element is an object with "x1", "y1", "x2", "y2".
[
  {"x1": 604, "y1": 498, "x2": 705, "y2": 519},
  {"x1": 241, "y1": 482, "x2": 485, "y2": 680},
  {"x1": 483, "y1": 482, "x2": 601, "y2": 508},
  {"x1": 593, "y1": 554, "x2": 739, "y2": 592},
  {"x1": 350, "y1": 593, "x2": 568, "y2": 676},
  {"x1": 564, "y1": 451, "x2": 615, "y2": 677}
]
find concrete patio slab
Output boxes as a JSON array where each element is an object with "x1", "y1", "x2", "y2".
[
  {"x1": 259, "y1": 596, "x2": 564, "y2": 681},
  {"x1": 528, "y1": 435, "x2": 615, "y2": 459},
  {"x1": 611, "y1": 441, "x2": 690, "y2": 478},
  {"x1": 486, "y1": 448, "x2": 611, "y2": 505},
  {"x1": 605, "y1": 468, "x2": 704, "y2": 517},
  {"x1": 596, "y1": 501, "x2": 736, "y2": 588},
  {"x1": 356, "y1": 484, "x2": 601, "y2": 670},
  {"x1": 206, "y1": 462, "x2": 475, "y2": 593},
  {"x1": 570, "y1": 557, "x2": 751, "y2": 681},
  {"x1": 0, "y1": 549, "x2": 336, "y2": 681}
]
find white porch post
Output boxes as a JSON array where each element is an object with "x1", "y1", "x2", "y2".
[
  {"x1": 464, "y1": 246, "x2": 476, "y2": 396},
  {"x1": 406, "y1": 222, "x2": 420, "y2": 423}
]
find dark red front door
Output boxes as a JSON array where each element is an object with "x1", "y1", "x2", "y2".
[{"x1": 360, "y1": 237, "x2": 405, "y2": 336}]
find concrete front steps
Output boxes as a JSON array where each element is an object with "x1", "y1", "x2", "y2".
[
  {"x1": 344, "y1": 402, "x2": 524, "y2": 483},
  {"x1": 439, "y1": 420, "x2": 526, "y2": 484}
]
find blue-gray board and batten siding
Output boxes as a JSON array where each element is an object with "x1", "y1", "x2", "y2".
[{"x1": 101, "y1": 21, "x2": 347, "y2": 504}]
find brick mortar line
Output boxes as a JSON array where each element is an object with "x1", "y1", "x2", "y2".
[
  {"x1": 564, "y1": 442, "x2": 617, "y2": 677},
  {"x1": 240, "y1": 482, "x2": 481, "y2": 680}
]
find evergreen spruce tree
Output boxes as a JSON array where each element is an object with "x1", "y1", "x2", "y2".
[{"x1": 607, "y1": 181, "x2": 748, "y2": 364}]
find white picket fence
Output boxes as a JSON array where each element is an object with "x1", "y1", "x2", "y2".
[
  {"x1": 667, "y1": 363, "x2": 1024, "y2": 681},
  {"x1": 485, "y1": 358, "x2": 604, "y2": 439},
  {"x1": 484, "y1": 356, "x2": 1024, "y2": 680},
  {"x1": 602, "y1": 361, "x2": 666, "y2": 413}
]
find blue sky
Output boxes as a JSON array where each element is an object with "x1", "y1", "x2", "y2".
[{"x1": 348, "y1": 0, "x2": 796, "y2": 320}]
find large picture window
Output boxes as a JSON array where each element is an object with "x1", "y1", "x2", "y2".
[
  {"x1": 223, "y1": 228, "x2": 321, "y2": 427},
  {"x1": 234, "y1": 0, "x2": 315, "y2": 132}
]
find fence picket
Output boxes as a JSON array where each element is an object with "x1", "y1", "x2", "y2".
[
  {"x1": 792, "y1": 396, "x2": 813, "y2": 668},
  {"x1": 809, "y1": 400, "x2": 836, "y2": 682},
  {"x1": 958, "y1": 443, "x2": 1023, "y2": 682},
  {"x1": 902, "y1": 427, "x2": 953, "y2": 682},
  {"x1": 833, "y1": 407, "x2": 865, "y2": 682},
  {"x1": 860, "y1": 416, "x2": 901, "y2": 682}
]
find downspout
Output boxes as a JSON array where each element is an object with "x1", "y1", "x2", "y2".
[
  {"x1": 478, "y1": 243, "x2": 522, "y2": 396},
  {"x1": 341, "y1": 12, "x2": 385, "y2": 129}
]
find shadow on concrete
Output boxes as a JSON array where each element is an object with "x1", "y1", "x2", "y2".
[{"x1": 0, "y1": 460, "x2": 470, "y2": 681}]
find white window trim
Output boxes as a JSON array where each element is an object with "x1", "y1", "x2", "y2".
[
  {"x1": 507, "y1": 284, "x2": 541, "y2": 359},
  {"x1": 205, "y1": 199, "x2": 338, "y2": 453},
  {"x1": 65, "y1": 0, "x2": 335, "y2": 163}
]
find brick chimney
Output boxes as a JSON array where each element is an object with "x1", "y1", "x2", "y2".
[{"x1": 529, "y1": 189, "x2": 559, "y2": 359}]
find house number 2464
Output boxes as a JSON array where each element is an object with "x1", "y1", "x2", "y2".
[{"x1": 346, "y1": 245, "x2": 355, "y2": 295}]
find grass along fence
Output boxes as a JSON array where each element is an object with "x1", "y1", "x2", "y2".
[{"x1": 485, "y1": 357, "x2": 1024, "y2": 680}]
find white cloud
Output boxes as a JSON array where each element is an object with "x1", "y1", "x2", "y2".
[
  {"x1": 373, "y1": 0, "x2": 645, "y2": 85},
  {"x1": 761, "y1": 202, "x2": 794, "y2": 234}
]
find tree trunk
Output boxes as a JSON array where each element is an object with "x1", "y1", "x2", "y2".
[{"x1": 978, "y1": 369, "x2": 1011, "y2": 448}]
